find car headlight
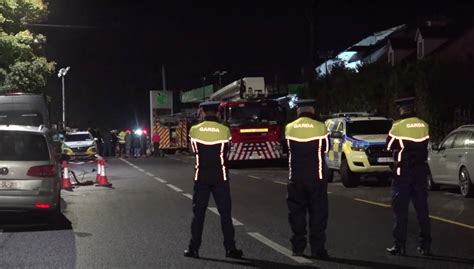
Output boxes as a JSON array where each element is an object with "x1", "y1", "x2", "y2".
[
  {"x1": 87, "y1": 146, "x2": 97, "y2": 153},
  {"x1": 351, "y1": 144, "x2": 367, "y2": 152}
]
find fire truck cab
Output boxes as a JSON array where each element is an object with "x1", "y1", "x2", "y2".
[{"x1": 206, "y1": 77, "x2": 287, "y2": 161}]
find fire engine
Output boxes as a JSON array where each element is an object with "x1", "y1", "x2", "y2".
[{"x1": 206, "y1": 77, "x2": 286, "y2": 161}]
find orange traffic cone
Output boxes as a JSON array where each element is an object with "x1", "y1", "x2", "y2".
[
  {"x1": 95, "y1": 158, "x2": 102, "y2": 183},
  {"x1": 96, "y1": 159, "x2": 112, "y2": 187},
  {"x1": 61, "y1": 160, "x2": 73, "y2": 191}
]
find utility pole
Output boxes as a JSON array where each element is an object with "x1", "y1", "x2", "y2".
[
  {"x1": 57, "y1": 66, "x2": 70, "y2": 129},
  {"x1": 213, "y1": 70, "x2": 227, "y2": 89},
  {"x1": 161, "y1": 64, "x2": 166, "y2": 91}
]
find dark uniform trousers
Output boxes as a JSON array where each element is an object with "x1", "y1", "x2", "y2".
[
  {"x1": 391, "y1": 163, "x2": 431, "y2": 248},
  {"x1": 287, "y1": 178, "x2": 328, "y2": 252},
  {"x1": 190, "y1": 181, "x2": 236, "y2": 250}
]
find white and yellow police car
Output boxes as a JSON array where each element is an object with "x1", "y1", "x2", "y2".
[{"x1": 325, "y1": 113, "x2": 393, "y2": 187}]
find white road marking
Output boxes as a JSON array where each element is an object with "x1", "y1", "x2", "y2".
[
  {"x1": 248, "y1": 175, "x2": 261, "y2": 180},
  {"x1": 328, "y1": 192, "x2": 332, "y2": 194},
  {"x1": 154, "y1": 177, "x2": 167, "y2": 183},
  {"x1": 137, "y1": 168, "x2": 145, "y2": 172},
  {"x1": 166, "y1": 184, "x2": 183, "y2": 192},
  {"x1": 182, "y1": 193, "x2": 193, "y2": 199},
  {"x1": 145, "y1": 172, "x2": 154, "y2": 177},
  {"x1": 273, "y1": 181, "x2": 287, "y2": 185},
  {"x1": 247, "y1": 232, "x2": 312, "y2": 264},
  {"x1": 230, "y1": 171, "x2": 240, "y2": 175},
  {"x1": 207, "y1": 207, "x2": 244, "y2": 226}
]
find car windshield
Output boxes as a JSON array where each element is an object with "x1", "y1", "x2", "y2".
[
  {"x1": 346, "y1": 120, "x2": 392, "y2": 136},
  {"x1": 227, "y1": 105, "x2": 283, "y2": 126},
  {"x1": 0, "y1": 131, "x2": 49, "y2": 161},
  {"x1": 0, "y1": 111, "x2": 43, "y2": 126},
  {"x1": 65, "y1": 134, "x2": 93, "y2": 142}
]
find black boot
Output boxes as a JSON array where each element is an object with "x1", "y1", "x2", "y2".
[
  {"x1": 386, "y1": 245, "x2": 405, "y2": 255},
  {"x1": 417, "y1": 246, "x2": 431, "y2": 256},
  {"x1": 226, "y1": 248, "x2": 243, "y2": 259},
  {"x1": 292, "y1": 250, "x2": 304, "y2": 257},
  {"x1": 310, "y1": 249, "x2": 329, "y2": 260},
  {"x1": 184, "y1": 248, "x2": 199, "y2": 258}
]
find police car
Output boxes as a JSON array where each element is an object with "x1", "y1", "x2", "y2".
[{"x1": 325, "y1": 113, "x2": 393, "y2": 187}]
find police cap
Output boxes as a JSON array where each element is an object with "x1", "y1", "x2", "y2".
[
  {"x1": 295, "y1": 99, "x2": 317, "y2": 108},
  {"x1": 199, "y1": 101, "x2": 220, "y2": 112},
  {"x1": 394, "y1": 96, "x2": 415, "y2": 108}
]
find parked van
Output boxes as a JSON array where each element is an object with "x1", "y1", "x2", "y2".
[{"x1": 0, "y1": 93, "x2": 50, "y2": 128}]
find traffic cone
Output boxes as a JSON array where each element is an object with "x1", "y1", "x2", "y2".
[
  {"x1": 96, "y1": 159, "x2": 112, "y2": 187},
  {"x1": 95, "y1": 158, "x2": 102, "y2": 183},
  {"x1": 61, "y1": 160, "x2": 73, "y2": 191}
]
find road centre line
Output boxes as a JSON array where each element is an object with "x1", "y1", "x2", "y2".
[
  {"x1": 137, "y1": 168, "x2": 145, "y2": 172},
  {"x1": 182, "y1": 193, "x2": 193, "y2": 199},
  {"x1": 154, "y1": 177, "x2": 167, "y2": 183},
  {"x1": 248, "y1": 175, "x2": 261, "y2": 180},
  {"x1": 166, "y1": 184, "x2": 183, "y2": 192},
  {"x1": 145, "y1": 172, "x2": 154, "y2": 177},
  {"x1": 207, "y1": 207, "x2": 244, "y2": 226},
  {"x1": 354, "y1": 198, "x2": 391, "y2": 208},
  {"x1": 354, "y1": 198, "x2": 474, "y2": 230},
  {"x1": 273, "y1": 181, "x2": 287, "y2": 185},
  {"x1": 247, "y1": 232, "x2": 312, "y2": 264}
]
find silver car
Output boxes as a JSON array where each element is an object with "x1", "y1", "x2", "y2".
[
  {"x1": 0, "y1": 125, "x2": 61, "y2": 214},
  {"x1": 428, "y1": 125, "x2": 474, "y2": 198}
]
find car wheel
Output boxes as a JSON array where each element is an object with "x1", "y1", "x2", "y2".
[
  {"x1": 459, "y1": 167, "x2": 474, "y2": 198},
  {"x1": 340, "y1": 158, "x2": 359, "y2": 188},
  {"x1": 427, "y1": 172, "x2": 439, "y2": 191}
]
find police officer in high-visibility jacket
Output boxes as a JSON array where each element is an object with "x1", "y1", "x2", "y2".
[
  {"x1": 285, "y1": 99, "x2": 330, "y2": 259},
  {"x1": 184, "y1": 101, "x2": 243, "y2": 259},
  {"x1": 386, "y1": 97, "x2": 431, "y2": 256}
]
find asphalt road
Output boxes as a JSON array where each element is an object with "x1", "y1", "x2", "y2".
[{"x1": 0, "y1": 154, "x2": 472, "y2": 268}]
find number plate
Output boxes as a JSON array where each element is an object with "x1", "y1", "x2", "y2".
[
  {"x1": 0, "y1": 181, "x2": 19, "y2": 189},
  {"x1": 377, "y1": 157, "x2": 394, "y2": 163}
]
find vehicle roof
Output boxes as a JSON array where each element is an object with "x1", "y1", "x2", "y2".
[
  {"x1": 66, "y1": 131, "x2": 92, "y2": 135},
  {"x1": 0, "y1": 124, "x2": 49, "y2": 133},
  {"x1": 327, "y1": 116, "x2": 391, "y2": 122},
  {"x1": 455, "y1": 125, "x2": 474, "y2": 130},
  {"x1": 220, "y1": 99, "x2": 279, "y2": 106}
]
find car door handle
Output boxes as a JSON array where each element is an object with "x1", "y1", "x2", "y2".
[
  {"x1": 458, "y1": 155, "x2": 463, "y2": 158},
  {"x1": 442, "y1": 155, "x2": 447, "y2": 158}
]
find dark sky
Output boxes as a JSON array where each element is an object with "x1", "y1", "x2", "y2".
[{"x1": 38, "y1": 0, "x2": 473, "y2": 129}]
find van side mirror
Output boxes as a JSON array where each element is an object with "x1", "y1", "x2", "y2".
[{"x1": 331, "y1": 131, "x2": 343, "y2": 139}]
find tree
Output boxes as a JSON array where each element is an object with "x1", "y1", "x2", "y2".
[{"x1": 0, "y1": 0, "x2": 55, "y2": 93}]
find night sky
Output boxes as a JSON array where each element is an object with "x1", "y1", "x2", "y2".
[{"x1": 36, "y1": 0, "x2": 473, "y2": 129}]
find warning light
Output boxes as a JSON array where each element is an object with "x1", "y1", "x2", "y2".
[{"x1": 35, "y1": 204, "x2": 51, "y2": 209}]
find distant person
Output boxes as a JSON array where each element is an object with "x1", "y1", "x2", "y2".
[
  {"x1": 101, "y1": 129, "x2": 113, "y2": 157},
  {"x1": 118, "y1": 129, "x2": 126, "y2": 157},
  {"x1": 132, "y1": 131, "x2": 142, "y2": 158},
  {"x1": 152, "y1": 132, "x2": 162, "y2": 157},
  {"x1": 386, "y1": 97, "x2": 431, "y2": 256},
  {"x1": 111, "y1": 130, "x2": 118, "y2": 157},
  {"x1": 184, "y1": 101, "x2": 243, "y2": 259},
  {"x1": 285, "y1": 99, "x2": 330, "y2": 259},
  {"x1": 125, "y1": 130, "x2": 132, "y2": 157}
]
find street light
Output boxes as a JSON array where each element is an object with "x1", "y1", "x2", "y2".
[
  {"x1": 213, "y1": 70, "x2": 227, "y2": 89},
  {"x1": 57, "y1": 66, "x2": 70, "y2": 129}
]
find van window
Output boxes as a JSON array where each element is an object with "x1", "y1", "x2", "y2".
[
  {"x1": 0, "y1": 131, "x2": 49, "y2": 161},
  {"x1": 453, "y1": 131, "x2": 470, "y2": 148},
  {"x1": 0, "y1": 111, "x2": 44, "y2": 126}
]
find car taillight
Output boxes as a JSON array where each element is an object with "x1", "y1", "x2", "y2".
[
  {"x1": 35, "y1": 204, "x2": 51, "y2": 209},
  {"x1": 27, "y1": 165, "x2": 57, "y2": 177}
]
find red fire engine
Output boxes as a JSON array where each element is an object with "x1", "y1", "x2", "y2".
[{"x1": 206, "y1": 77, "x2": 286, "y2": 161}]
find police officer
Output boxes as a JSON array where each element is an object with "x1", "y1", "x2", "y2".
[
  {"x1": 184, "y1": 101, "x2": 243, "y2": 259},
  {"x1": 386, "y1": 97, "x2": 431, "y2": 256},
  {"x1": 285, "y1": 99, "x2": 330, "y2": 259}
]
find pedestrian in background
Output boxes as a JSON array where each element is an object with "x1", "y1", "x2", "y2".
[
  {"x1": 386, "y1": 97, "x2": 431, "y2": 256},
  {"x1": 102, "y1": 129, "x2": 113, "y2": 157},
  {"x1": 184, "y1": 101, "x2": 243, "y2": 259},
  {"x1": 152, "y1": 132, "x2": 162, "y2": 157},
  {"x1": 132, "y1": 131, "x2": 141, "y2": 158},
  {"x1": 118, "y1": 129, "x2": 126, "y2": 157},
  {"x1": 285, "y1": 99, "x2": 330, "y2": 259},
  {"x1": 125, "y1": 130, "x2": 132, "y2": 157}
]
